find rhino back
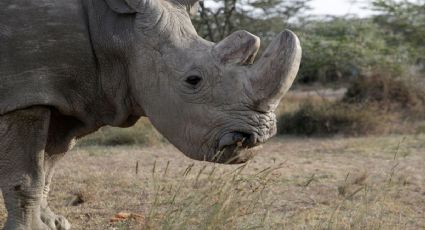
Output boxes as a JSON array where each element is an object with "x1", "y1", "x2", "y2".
[{"x1": 0, "y1": 0, "x2": 98, "y2": 120}]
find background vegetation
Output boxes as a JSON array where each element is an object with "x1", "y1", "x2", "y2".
[{"x1": 194, "y1": 0, "x2": 424, "y2": 83}]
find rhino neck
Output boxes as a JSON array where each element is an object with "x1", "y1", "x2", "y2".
[{"x1": 84, "y1": 0, "x2": 143, "y2": 127}]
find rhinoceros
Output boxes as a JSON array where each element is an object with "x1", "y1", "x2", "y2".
[{"x1": 0, "y1": 0, "x2": 301, "y2": 229}]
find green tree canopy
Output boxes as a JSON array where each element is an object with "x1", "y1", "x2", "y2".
[
  {"x1": 372, "y1": 0, "x2": 425, "y2": 69},
  {"x1": 192, "y1": 0, "x2": 424, "y2": 84},
  {"x1": 192, "y1": 0, "x2": 311, "y2": 42}
]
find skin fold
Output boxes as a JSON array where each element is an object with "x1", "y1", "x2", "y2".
[{"x1": 0, "y1": 0, "x2": 301, "y2": 229}]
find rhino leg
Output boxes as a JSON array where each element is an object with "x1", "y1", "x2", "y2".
[
  {"x1": 38, "y1": 110, "x2": 80, "y2": 230},
  {"x1": 0, "y1": 106, "x2": 50, "y2": 230},
  {"x1": 40, "y1": 154, "x2": 70, "y2": 230}
]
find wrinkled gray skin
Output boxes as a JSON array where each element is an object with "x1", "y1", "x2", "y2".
[{"x1": 0, "y1": 0, "x2": 301, "y2": 229}]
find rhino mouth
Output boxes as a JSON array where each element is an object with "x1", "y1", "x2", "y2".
[{"x1": 211, "y1": 131, "x2": 261, "y2": 164}]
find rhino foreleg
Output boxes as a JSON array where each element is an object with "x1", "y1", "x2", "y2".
[{"x1": 0, "y1": 107, "x2": 50, "y2": 230}]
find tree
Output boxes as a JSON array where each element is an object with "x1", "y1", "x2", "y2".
[
  {"x1": 372, "y1": 0, "x2": 425, "y2": 71},
  {"x1": 295, "y1": 0, "x2": 425, "y2": 84},
  {"x1": 297, "y1": 17, "x2": 397, "y2": 83},
  {"x1": 192, "y1": 0, "x2": 311, "y2": 42}
]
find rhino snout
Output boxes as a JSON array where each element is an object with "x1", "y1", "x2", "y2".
[{"x1": 209, "y1": 131, "x2": 262, "y2": 164}]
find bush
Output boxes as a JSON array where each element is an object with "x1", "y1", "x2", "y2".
[
  {"x1": 278, "y1": 72, "x2": 424, "y2": 136},
  {"x1": 343, "y1": 73, "x2": 425, "y2": 118},
  {"x1": 277, "y1": 102, "x2": 388, "y2": 136},
  {"x1": 77, "y1": 118, "x2": 164, "y2": 147}
]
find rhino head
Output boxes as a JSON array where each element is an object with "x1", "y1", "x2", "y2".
[{"x1": 106, "y1": 0, "x2": 301, "y2": 163}]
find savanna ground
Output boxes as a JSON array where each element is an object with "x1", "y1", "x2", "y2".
[
  {"x1": 1, "y1": 134, "x2": 425, "y2": 229},
  {"x1": 59, "y1": 135, "x2": 425, "y2": 229},
  {"x1": 1, "y1": 89, "x2": 425, "y2": 229}
]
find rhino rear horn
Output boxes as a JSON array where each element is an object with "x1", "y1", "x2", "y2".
[{"x1": 212, "y1": 30, "x2": 260, "y2": 65}]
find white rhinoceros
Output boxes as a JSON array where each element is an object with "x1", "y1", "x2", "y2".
[{"x1": 0, "y1": 0, "x2": 301, "y2": 229}]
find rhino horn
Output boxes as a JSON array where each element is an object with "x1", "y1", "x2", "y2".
[
  {"x1": 249, "y1": 30, "x2": 301, "y2": 112},
  {"x1": 212, "y1": 30, "x2": 260, "y2": 65}
]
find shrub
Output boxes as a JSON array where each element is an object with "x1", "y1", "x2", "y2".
[
  {"x1": 343, "y1": 73, "x2": 425, "y2": 119},
  {"x1": 277, "y1": 101, "x2": 388, "y2": 136}
]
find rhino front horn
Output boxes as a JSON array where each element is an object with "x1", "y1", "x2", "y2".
[{"x1": 250, "y1": 30, "x2": 302, "y2": 112}]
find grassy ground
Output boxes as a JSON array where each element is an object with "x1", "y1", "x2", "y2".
[{"x1": 1, "y1": 134, "x2": 424, "y2": 229}]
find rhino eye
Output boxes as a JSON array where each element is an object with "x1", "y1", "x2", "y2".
[{"x1": 185, "y1": 75, "x2": 202, "y2": 87}]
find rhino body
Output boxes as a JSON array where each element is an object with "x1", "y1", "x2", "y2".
[
  {"x1": 1, "y1": 0, "x2": 138, "y2": 134},
  {"x1": 0, "y1": 0, "x2": 301, "y2": 229}
]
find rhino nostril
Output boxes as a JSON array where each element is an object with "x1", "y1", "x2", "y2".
[
  {"x1": 246, "y1": 132, "x2": 259, "y2": 147},
  {"x1": 218, "y1": 132, "x2": 258, "y2": 150},
  {"x1": 218, "y1": 132, "x2": 242, "y2": 150}
]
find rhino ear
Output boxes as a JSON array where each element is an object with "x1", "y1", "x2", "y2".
[
  {"x1": 105, "y1": 0, "x2": 142, "y2": 14},
  {"x1": 212, "y1": 30, "x2": 261, "y2": 65}
]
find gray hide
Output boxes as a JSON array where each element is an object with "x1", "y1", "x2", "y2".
[{"x1": 0, "y1": 0, "x2": 301, "y2": 229}]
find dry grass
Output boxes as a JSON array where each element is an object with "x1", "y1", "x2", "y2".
[
  {"x1": 277, "y1": 101, "x2": 392, "y2": 136},
  {"x1": 77, "y1": 118, "x2": 164, "y2": 147},
  {"x1": 1, "y1": 134, "x2": 424, "y2": 229}
]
